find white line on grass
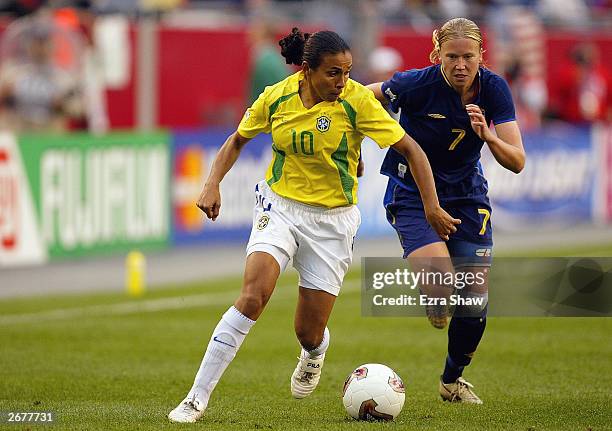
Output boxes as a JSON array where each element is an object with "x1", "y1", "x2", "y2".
[{"x1": 0, "y1": 280, "x2": 360, "y2": 326}]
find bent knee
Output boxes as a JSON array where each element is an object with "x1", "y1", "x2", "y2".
[
  {"x1": 235, "y1": 290, "x2": 271, "y2": 319},
  {"x1": 454, "y1": 292, "x2": 488, "y2": 318}
]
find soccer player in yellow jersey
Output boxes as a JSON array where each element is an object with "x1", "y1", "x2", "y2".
[{"x1": 168, "y1": 28, "x2": 460, "y2": 423}]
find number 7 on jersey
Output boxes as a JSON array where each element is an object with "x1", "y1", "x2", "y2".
[
  {"x1": 448, "y1": 128, "x2": 466, "y2": 151},
  {"x1": 478, "y1": 208, "x2": 490, "y2": 235}
]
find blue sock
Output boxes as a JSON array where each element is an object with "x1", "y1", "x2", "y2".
[
  {"x1": 442, "y1": 310, "x2": 487, "y2": 384},
  {"x1": 442, "y1": 355, "x2": 465, "y2": 384}
]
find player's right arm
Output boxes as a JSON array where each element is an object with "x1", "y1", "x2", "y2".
[
  {"x1": 197, "y1": 87, "x2": 272, "y2": 220},
  {"x1": 197, "y1": 132, "x2": 251, "y2": 221}
]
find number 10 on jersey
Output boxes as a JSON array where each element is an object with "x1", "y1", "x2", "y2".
[{"x1": 292, "y1": 129, "x2": 314, "y2": 156}]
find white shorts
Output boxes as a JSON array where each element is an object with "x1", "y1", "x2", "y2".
[{"x1": 246, "y1": 181, "x2": 361, "y2": 296}]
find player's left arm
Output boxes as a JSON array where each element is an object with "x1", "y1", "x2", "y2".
[
  {"x1": 357, "y1": 90, "x2": 460, "y2": 238},
  {"x1": 466, "y1": 104, "x2": 525, "y2": 174},
  {"x1": 392, "y1": 135, "x2": 461, "y2": 240},
  {"x1": 366, "y1": 82, "x2": 387, "y2": 105}
]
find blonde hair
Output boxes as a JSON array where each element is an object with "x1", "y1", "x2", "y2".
[{"x1": 429, "y1": 18, "x2": 484, "y2": 64}]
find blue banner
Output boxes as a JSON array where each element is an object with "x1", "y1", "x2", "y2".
[
  {"x1": 482, "y1": 124, "x2": 595, "y2": 229},
  {"x1": 171, "y1": 124, "x2": 599, "y2": 246},
  {"x1": 359, "y1": 125, "x2": 598, "y2": 237},
  {"x1": 172, "y1": 129, "x2": 271, "y2": 245}
]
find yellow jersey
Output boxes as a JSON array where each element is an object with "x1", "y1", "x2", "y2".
[{"x1": 238, "y1": 71, "x2": 405, "y2": 208}]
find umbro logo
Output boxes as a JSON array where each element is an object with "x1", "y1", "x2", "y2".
[
  {"x1": 384, "y1": 87, "x2": 397, "y2": 102},
  {"x1": 428, "y1": 113, "x2": 446, "y2": 119}
]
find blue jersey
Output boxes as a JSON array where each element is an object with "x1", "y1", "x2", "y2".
[{"x1": 380, "y1": 65, "x2": 516, "y2": 204}]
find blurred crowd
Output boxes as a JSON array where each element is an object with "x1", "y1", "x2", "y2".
[
  {"x1": 188, "y1": 0, "x2": 611, "y2": 28},
  {"x1": 0, "y1": 0, "x2": 608, "y2": 133},
  {"x1": 0, "y1": 1, "x2": 113, "y2": 133}
]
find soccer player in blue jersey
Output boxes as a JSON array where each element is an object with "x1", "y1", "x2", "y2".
[
  {"x1": 368, "y1": 18, "x2": 525, "y2": 404},
  {"x1": 168, "y1": 28, "x2": 459, "y2": 423}
]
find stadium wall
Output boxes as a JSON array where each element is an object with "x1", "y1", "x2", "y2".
[
  {"x1": 1, "y1": 124, "x2": 611, "y2": 267},
  {"x1": 101, "y1": 26, "x2": 612, "y2": 129}
]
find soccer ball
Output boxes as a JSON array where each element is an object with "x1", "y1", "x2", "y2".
[{"x1": 342, "y1": 363, "x2": 405, "y2": 421}]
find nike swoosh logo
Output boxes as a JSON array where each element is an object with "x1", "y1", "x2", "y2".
[{"x1": 213, "y1": 336, "x2": 236, "y2": 348}]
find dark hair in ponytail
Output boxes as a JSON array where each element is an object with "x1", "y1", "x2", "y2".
[{"x1": 279, "y1": 27, "x2": 350, "y2": 70}]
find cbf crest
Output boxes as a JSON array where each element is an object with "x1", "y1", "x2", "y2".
[
  {"x1": 256, "y1": 214, "x2": 270, "y2": 231},
  {"x1": 316, "y1": 114, "x2": 331, "y2": 133}
]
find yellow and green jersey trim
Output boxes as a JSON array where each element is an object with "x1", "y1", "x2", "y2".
[{"x1": 238, "y1": 71, "x2": 405, "y2": 208}]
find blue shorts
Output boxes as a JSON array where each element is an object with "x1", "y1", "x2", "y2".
[{"x1": 383, "y1": 180, "x2": 493, "y2": 263}]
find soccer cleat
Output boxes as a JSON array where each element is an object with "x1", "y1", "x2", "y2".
[
  {"x1": 439, "y1": 376, "x2": 483, "y2": 404},
  {"x1": 168, "y1": 394, "x2": 206, "y2": 423},
  {"x1": 425, "y1": 303, "x2": 449, "y2": 329},
  {"x1": 290, "y1": 350, "x2": 325, "y2": 399}
]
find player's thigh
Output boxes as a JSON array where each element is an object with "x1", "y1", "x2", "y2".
[
  {"x1": 446, "y1": 201, "x2": 493, "y2": 248},
  {"x1": 444, "y1": 203, "x2": 493, "y2": 318},
  {"x1": 408, "y1": 242, "x2": 456, "y2": 299},
  {"x1": 408, "y1": 241, "x2": 455, "y2": 279},
  {"x1": 445, "y1": 205, "x2": 493, "y2": 295},
  {"x1": 238, "y1": 182, "x2": 298, "y2": 319},
  {"x1": 246, "y1": 181, "x2": 298, "y2": 265},
  {"x1": 293, "y1": 206, "x2": 360, "y2": 297},
  {"x1": 387, "y1": 201, "x2": 446, "y2": 259},
  {"x1": 445, "y1": 202, "x2": 493, "y2": 291}
]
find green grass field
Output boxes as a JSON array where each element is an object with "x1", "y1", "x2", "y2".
[{"x1": 1, "y1": 264, "x2": 611, "y2": 431}]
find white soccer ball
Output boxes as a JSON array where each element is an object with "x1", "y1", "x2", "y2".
[{"x1": 342, "y1": 363, "x2": 405, "y2": 421}]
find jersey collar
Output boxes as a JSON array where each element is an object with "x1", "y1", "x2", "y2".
[
  {"x1": 293, "y1": 70, "x2": 345, "y2": 107},
  {"x1": 438, "y1": 64, "x2": 482, "y2": 90},
  {"x1": 440, "y1": 65, "x2": 482, "y2": 97},
  {"x1": 440, "y1": 64, "x2": 453, "y2": 88},
  {"x1": 292, "y1": 70, "x2": 304, "y2": 91}
]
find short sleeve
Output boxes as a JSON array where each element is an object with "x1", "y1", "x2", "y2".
[
  {"x1": 237, "y1": 89, "x2": 271, "y2": 138},
  {"x1": 487, "y1": 76, "x2": 516, "y2": 125},
  {"x1": 380, "y1": 71, "x2": 412, "y2": 113},
  {"x1": 356, "y1": 90, "x2": 405, "y2": 149}
]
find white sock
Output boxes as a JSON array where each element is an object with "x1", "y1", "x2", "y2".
[
  {"x1": 304, "y1": 326, "x2": 330, "y2": 358},
  {"x1": 187, "y1": 306, "x2": 255, "y2": 408}
]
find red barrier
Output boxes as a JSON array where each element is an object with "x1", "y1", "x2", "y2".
[
  {"x1": 158, "y1": 27, "x2": 250, "y2": 128},
  {"x1": 100, "y1": 25, "x2": 611, "y2": 129}
]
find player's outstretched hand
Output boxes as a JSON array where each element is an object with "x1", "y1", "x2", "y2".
[
  {"x1": 425, "y1": 206, "x2": 461, "y2": 241},
  {"x1": 196, "y1": 183, "x2": 221, "y2": 221},
  {"x1": 466, "y1": 104, "x2": 493, "y2": 142}
]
